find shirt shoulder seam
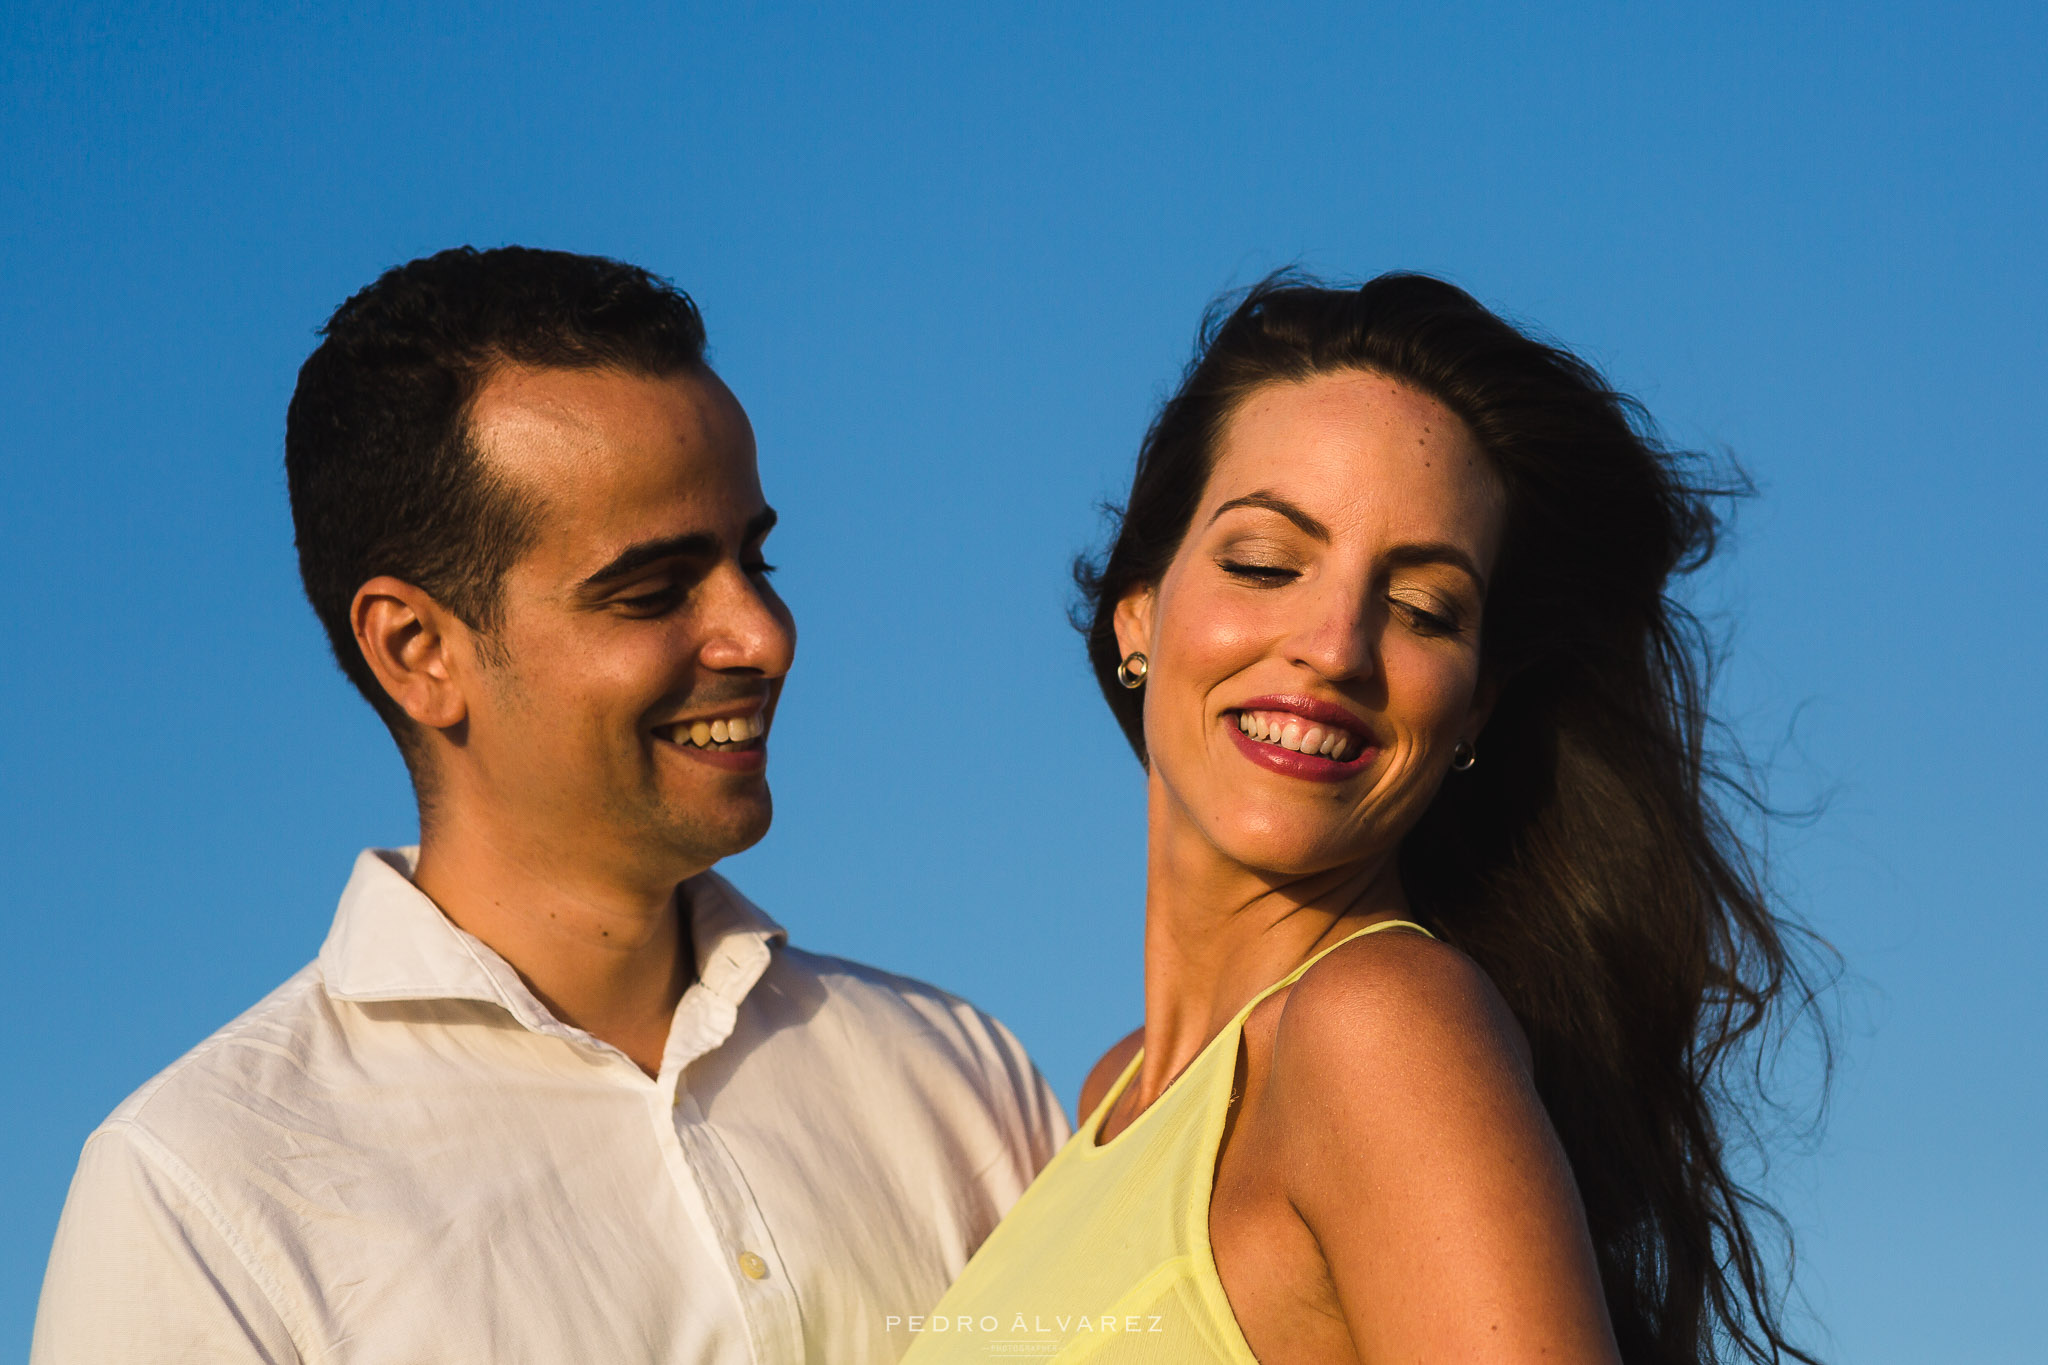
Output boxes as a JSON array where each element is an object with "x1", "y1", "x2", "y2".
[
  {"x1": 92, "y1": 1119, "x2": 311, "y2": 1354},
  {"x1": 116, "y1": 965, "x2": 325, "y2": 1124}
]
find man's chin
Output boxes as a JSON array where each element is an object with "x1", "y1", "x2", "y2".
[{"x1": 657, "y1": 795, "x2": 773, "y2": 870}]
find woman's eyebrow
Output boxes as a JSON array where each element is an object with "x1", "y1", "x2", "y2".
[
  {"x1": 1207, "y1": 495, "x2": 1486, "y2": 590},
  {"x1": 1385, "y1": 542, "x2": 1489, "y2": 594},
  {"x1": 1207, "y1": 491, "x2": 1329, "y2": 541}
]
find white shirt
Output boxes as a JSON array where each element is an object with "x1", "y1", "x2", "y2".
[{"x1": 33, "y1": 849, "x2": 1070, "y2": 1364}]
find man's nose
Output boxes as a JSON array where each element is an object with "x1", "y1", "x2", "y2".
[{"x1": 698, "y1": 565, "x2": 797, "y2": 678}]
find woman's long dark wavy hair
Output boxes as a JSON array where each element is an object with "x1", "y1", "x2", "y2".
[{"x1": 1078, "y1": 271, "x2": 1828, "y2": 1364}]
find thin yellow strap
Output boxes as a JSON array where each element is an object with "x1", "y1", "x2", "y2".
[
  {"x1": 1265, "y1": 917, "x2": 1435, "y2": 999},
  {"x1": 1352, "y1": 917, "x2": 1433, "y2": 941}
]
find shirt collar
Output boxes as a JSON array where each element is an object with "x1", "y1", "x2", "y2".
[{"x1": 318, "y1": 848, "x2": 787, "y2": 1046}]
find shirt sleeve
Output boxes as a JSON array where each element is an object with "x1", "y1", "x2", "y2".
[{"x1": 32, "y1": 1124, "x2": 300, "y2": 1365}]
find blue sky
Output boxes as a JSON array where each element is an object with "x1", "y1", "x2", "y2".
[{"x1": 3, "y1": 2, "x2": 2043, "y2": 1359}]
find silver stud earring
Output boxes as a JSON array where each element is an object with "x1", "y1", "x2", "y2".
[{"x1": 1116, "y1": 652, "x2": 1149, "y2": 689}]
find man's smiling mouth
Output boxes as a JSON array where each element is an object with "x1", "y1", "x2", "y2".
[
  {"x1": 1234, "y1": 708, "x2": 1362, "y2": 761},
  {"x1": 655, "y1": 713, "x2": 766, "y2": 752}
]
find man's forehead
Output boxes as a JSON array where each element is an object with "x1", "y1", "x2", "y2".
[
  {"x1": 469, "y1": 363, "x2": 747, "y2": 478},
  {"x1": 467, "y1": 364, "x2": 762, "y2": 571},
  {"x1": 471, "y1": 369, "x2": 617, "y2": 450}
]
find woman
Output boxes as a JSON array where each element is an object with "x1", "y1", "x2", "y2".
[{"x1": 903, "y1": 273, "x2": 1822, "y2": 1364}]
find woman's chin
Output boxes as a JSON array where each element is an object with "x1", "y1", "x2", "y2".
[{"x1": 1206, "y1": 823, "x2": 1379, "y2": 882}]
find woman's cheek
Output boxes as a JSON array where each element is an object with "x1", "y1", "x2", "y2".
[
  {"x1": 1177, "y1": 589, "x2": 1266, "y2": 667},
  {"x1": 1387, "y1": 640, "x2": 1477, "y2": 732}
]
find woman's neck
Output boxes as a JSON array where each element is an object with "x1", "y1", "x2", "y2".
[{"x1": 1129, "y1": 799, "x2": 1411, "y2": 1109}]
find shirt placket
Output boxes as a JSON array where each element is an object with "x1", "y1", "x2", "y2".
[
  {"x1": 664, "y1": 1087, "x2": 805, "y2": 1362},
  {"x1": 654, "y1": 917, "x2": 805, "y2": 1365}
]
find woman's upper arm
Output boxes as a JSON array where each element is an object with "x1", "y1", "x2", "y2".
[{"x1": 1270, "y1": 936, "x2": 1620, "y2": 1364}]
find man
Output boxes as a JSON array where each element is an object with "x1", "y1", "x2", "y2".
[{"x1": 33, "y1": 247, "x2": 1069, "y2": 1363}]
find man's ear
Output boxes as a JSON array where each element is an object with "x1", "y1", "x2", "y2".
[
  {"x1": 1112, "y1": 585, "x2": 1156, "y2": 665},
  {"x1": 351, "y1": 577, "x2": 471, "y2": 732}
]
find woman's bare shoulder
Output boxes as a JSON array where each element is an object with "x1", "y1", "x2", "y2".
[
  {"x1": 1275, "y1": 925, "x2": 1532, "y2": 1082},
  {"x1": 1269, "y1": 929, "x2": 1540, "y2": 1154},
  {"x1": 1077, "y1": 1027, "x2": 1145, "y2": 1121},
  {"x1": 1259, "y1": 928, "x2": 1616, "y2": 1361}
]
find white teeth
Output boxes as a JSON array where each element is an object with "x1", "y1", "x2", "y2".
[
  {"x1": 689, "y1": 721, "x2": 713, "y2": 747},
  {"x1": 1236, "y1": 710, "x2": 1362, "y2": 763},
  {"x1": 710, "y1": 719, "x2": 730, "y2": 743}
]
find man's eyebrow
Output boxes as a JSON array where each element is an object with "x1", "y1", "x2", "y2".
[
  {"x1": 578, "y1": 507, "x2": 779, "y2": 591},
  {"x1": 1208, "y1": 491, "x2": 1330, "y2": 541},
  {"x1": 579, "y1": 533, "x2": 718, "y2": 590}
]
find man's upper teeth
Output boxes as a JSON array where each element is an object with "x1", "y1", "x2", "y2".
[
  {"x1": 675, "y1": 714, "x2": 764, "y2": 747},
  {"x1": 1236, "y1": 709, "x2": 1356, "y2": 760}
]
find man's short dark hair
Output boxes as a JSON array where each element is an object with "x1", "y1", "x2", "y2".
[{"x1": 285, "y1": 245, "x2": 708, "y2": 755}]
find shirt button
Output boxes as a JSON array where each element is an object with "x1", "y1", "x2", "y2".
[{"x1": 737, "y1": 1250, "x2": 769, "y2": 1280}]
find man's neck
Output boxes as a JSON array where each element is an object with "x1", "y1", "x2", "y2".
[{"x1": 410, "y1": 813, "x2": 699, "y2": 1078}]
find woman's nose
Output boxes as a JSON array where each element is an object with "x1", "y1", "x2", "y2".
[{"x1": 1284, "y1": 587, "x2": 1379, "y2": 682}]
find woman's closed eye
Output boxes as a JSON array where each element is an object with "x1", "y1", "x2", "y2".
[
  {"x1": 1220, "y1": 557, "x2": 1468, "y2": 631},
  {"x1": 1217, "y1": 558, "x2": 1299, "y2": 585},
  {"x1": 1391, "y1": 593, "x2": 1464, "y2": 636}
]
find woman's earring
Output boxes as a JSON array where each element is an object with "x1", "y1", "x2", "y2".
[
  {"x1": 1116, "y1": 652, "x2": 1149, "y2": 689},
  {"x1": 1451, "y1": 740, "x2": 1477, "y2": 771}
]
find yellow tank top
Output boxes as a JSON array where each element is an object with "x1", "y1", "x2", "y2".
[{"x1": 901, "y1": 918, "x2": 1432, "y2": 1363}]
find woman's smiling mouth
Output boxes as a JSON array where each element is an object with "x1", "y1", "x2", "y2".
[
  {"x1": 1236, "y1": 708, "x2": 1360, "y2": 760},
  {"x1": 1226, "y1": 698, "x2": 1377, "y2": 781}
]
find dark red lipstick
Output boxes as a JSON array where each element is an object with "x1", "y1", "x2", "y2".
[{"x1": 1227, "y1": 694, "x2": 1379, "y2": 783}]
